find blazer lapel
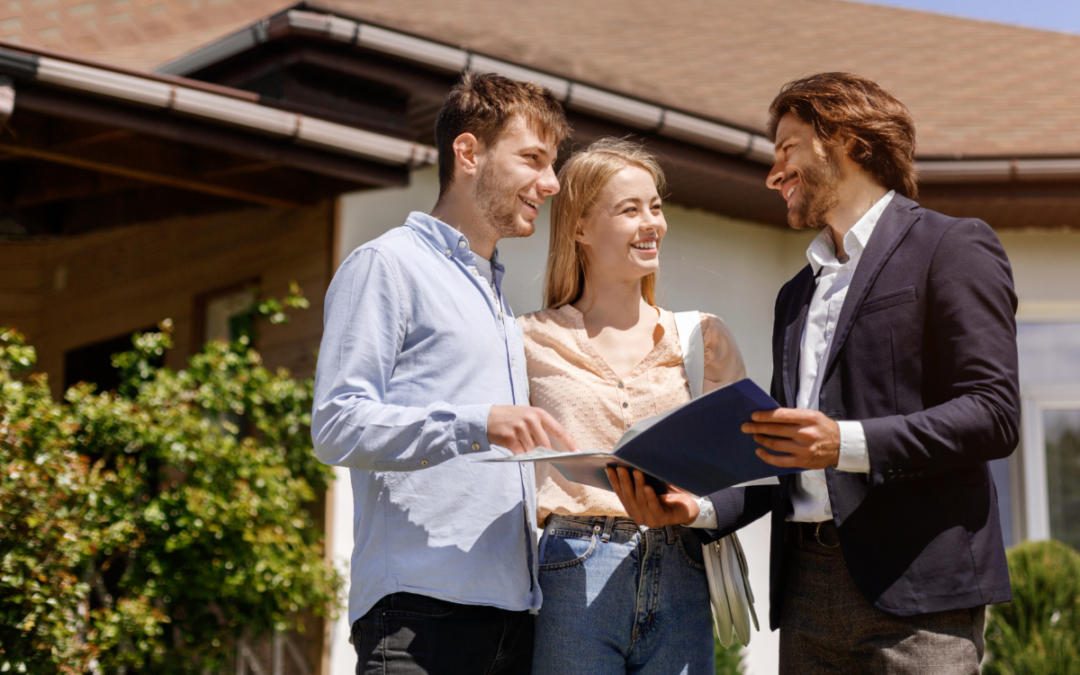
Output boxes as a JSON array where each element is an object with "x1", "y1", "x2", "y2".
[
  {"x1": 781, "y1": 266, "x2": 816, "y2": 408},
  {"x1": 823, "y1": 195, "x2": 922, "y2": 378}
]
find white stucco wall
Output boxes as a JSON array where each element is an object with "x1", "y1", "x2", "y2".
[
  {"x1": 327, "y1": 165, "x2": 814, "y2": 675},
  {"x1": 998, "y1": 228, "x2": 1080, "y2": 313}
]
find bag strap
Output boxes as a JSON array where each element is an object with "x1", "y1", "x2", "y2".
[{"x1": 673, "y1": 311, "x2": 705, "y2": 399}]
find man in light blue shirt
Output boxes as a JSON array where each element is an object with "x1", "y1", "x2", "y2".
[{"x1": 312, "y1": 72, "x2": 576, "y2": 674}]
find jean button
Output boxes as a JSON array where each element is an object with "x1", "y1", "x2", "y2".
[{"x1": 594, "y1": 525, "x2": 601, "y2": 532}]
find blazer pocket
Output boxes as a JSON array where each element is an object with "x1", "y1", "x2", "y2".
[{"x1": 856, "y1": 285, "x2": 917, "y2": 319}]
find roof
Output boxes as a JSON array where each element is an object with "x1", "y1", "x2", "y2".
[{"x1": 4, "y1": 0, "x2": 1080, "y2": 160}]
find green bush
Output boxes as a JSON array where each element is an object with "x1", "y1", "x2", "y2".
[
  {"x1": 985, "y1": 539, "x2": 1080, "y2": 675},
  {"x1": 715, "y1": 635, "x2": 745, "y2": 674},
  {"x1": 0, "y1": 287, "x2": 342, "y2": 673}
]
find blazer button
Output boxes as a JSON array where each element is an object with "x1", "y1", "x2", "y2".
[{"x1": 421, "y1": 459, "x2": 429, "y2": 467}]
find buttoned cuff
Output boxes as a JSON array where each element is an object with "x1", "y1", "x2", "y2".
[
  {"x1": 836, "y1": 420, "x2": 870, "y2": 473},
  {"x1": 689, "y1": 496, "x2": 718, "y2": 529},
  {"x1": 455, "y1": 403, "x2": 494, "y2": 456}
]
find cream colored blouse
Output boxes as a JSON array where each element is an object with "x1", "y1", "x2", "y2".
[{"x1": 518, "y1": 305, "x2": 747, "y2": 524}]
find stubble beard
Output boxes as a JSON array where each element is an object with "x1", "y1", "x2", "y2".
[
  {"x1": 789, "y1": 148, "x2": 842, "y2": 230},
  {"x1": 475, "y1": 160, "x2": 531, "y2": 240}
]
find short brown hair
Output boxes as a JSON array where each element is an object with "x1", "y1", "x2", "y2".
[
  {"x1": 544, "y1": 137, "x2": 666, "y2": 309},
  {"x1": 767, "y1": 72, "x2": 919, "y2": 199},
  {"x1": 435, "y1": 71, "x2": 571, "y2": 197}
]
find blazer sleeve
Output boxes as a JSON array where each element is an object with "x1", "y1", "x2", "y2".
[
  {"x1": 861, "y1": 218, "x2": 1020, "y2": 484},
  {"x1": 694, "y1": 485, "x2": 773, "y2": 543}
]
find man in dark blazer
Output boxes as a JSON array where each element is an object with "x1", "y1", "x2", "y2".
[{"x1": 611, "y1": 73, "x2": 1019, "y2": 673}]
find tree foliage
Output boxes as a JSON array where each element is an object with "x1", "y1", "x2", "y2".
[
  {"x1": 985, "y1": 539, "x2": 1080, "y2": 675},
  {"x1": 0, "y1": 286, "x2": 341, "y2": 673}
]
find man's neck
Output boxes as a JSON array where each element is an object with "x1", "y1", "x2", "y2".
[
  {"x1": 826, "y1": 177, "x2": 889, "y2": 258},
  {"x1": 430, "y1": 191, "x2": 497, "y2": 260}
]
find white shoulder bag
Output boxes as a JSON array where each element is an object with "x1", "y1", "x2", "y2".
[{"x1": 673, "y1": 310, "x2": 759, "y2": 648}]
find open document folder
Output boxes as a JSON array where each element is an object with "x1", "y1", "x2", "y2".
[{"x1": 485, "y1": 378, "x2": 803, "y2": 496}]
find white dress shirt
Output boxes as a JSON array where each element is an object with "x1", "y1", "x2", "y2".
[{"x1": 789, "y1": 191, "x2": 895, "y2": 522}]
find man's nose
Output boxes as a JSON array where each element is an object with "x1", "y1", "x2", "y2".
[
  {"x1": 538, "y1": 163, "x2": 560, "y2": 196},
  {"x1": 766, "y1": 162, "x2": 784, "y2": 191}
]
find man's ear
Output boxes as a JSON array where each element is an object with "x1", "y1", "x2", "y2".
[{"x1": 452, "y1": 133, "x2": 481, "y2": 179}]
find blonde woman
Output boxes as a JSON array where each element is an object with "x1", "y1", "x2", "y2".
[{"x1": 520, "y1": 138, "x2": 746, "y2": 674}]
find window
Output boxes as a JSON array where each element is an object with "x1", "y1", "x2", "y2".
[{"x1": 1016, "y1": 321, "x2": 1080, "y2": 549}]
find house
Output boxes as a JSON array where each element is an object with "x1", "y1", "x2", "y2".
[{"x1": 2, "y1": 1, "x2": 1079, "y2": 673}]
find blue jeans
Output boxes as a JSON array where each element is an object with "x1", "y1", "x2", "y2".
[{"x1": 532, "y1": 515, "x2": 714, "y2": 675}]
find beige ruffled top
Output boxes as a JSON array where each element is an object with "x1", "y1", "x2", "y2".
[{"x1": 518, "y1": 305, "x2": 747, "y2": 524}]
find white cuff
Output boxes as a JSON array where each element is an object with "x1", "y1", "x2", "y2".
[
  {"x1": 689, "y1": 496, "x2": 718, "y2": 529},
  {"x1": 836, "y1": 420, "x2": 870, "y2": 473}
]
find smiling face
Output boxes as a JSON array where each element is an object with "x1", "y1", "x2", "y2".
[
  {"x1": 767, "y1": 113, "x2": 843, "y2": 230},
  {"x1": 576, "y1": 165, "x2": 666, "y2": 284},
  {"x1": 473, "y1": 115, "x2": 561, "y2": 240}
]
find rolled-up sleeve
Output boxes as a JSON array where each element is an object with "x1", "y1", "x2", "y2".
[{"x1": 311, "y1": 248, "x2": 491, "y2": 471}]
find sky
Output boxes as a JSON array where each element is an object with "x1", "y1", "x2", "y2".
[{"x1": 853, "y1": 0, "x2": 1080, "y2": 35}]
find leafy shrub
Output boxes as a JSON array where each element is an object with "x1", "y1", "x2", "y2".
[
  {"x1": 0, "y1": 288, "x2": 341, "y2": 673},
  {"x1": 985, "y1": 539, "x2": 1080, "y2": 675},
  {"x1": 715, "y1": 635, "x2": 745, "y2": 674}
]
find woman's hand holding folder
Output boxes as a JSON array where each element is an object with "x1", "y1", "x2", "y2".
[{"x1": 606, "y1": 466, "x2": 699, "y2": 528}]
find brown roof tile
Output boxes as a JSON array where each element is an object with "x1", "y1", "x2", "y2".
[{"x1": 4, "y1": 0, "x2": 1080, "y2": 157}]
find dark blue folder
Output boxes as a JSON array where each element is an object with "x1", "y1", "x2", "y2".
[{"x1": 490, "y1": 378, "x2": 803, "y2": 496}]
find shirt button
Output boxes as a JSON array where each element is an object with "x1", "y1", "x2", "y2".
[
  {"x1": 622, "y1": 402, "x2": 629, "y2": 408},
  {"x1": 498, "y1": 311, "x2": 504, "y2": 319},
  {"x1": 444, "y1": 249, "x2": 451, "y2": 257},
  {"x1": 472, "y1": 442, "x2": 480, "y2": 451},
  {"x1": 458, "y1": 241, "x2": 467, "y2": 249},
  {"x1": 421, "y1": 459, "x2": 429, "y2": 467},
  {"x1": 617, "y1": 382, "x2": 624, "y2": 389},
  {"x1": 471, "y1": 269, "x2": 478, "y2": 276}
]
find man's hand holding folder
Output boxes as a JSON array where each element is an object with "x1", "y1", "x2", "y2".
[{"x1": 743, "y1": 408, "x2": 842, "y2": 470}]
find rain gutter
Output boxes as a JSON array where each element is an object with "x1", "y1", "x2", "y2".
[{"x1": 0, "y1": 43, "x2": 437, "y2": 168}]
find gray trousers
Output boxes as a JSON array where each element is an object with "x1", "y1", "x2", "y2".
[{"x1": 779, "y1": 522, "x2": 985, "y2": 675}]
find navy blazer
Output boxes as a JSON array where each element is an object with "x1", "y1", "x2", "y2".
[{"x1": 705, "y1": 195, "x2": 1020, "y2": 629}]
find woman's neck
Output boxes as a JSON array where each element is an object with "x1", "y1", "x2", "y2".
[{"x1": 573, "y1": 276, "x2": 651, "y2": 332}]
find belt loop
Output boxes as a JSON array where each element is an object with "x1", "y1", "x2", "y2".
[
  {"x1": 665, "y1": 525, "x2": 675, "y2": 545},
  {"x1": 601, "y1": 516, "x2": 615, "y2": 543}
]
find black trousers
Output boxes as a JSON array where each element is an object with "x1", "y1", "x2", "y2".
[{"x1": 352, "y1": 592, "x2": 535, "y2": 675}]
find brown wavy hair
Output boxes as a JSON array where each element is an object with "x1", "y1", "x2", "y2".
[
  {"x1": 767, "y1": 72, "x2": 919, "y2": 199},
  {"x1": 435, "y1": 71, "x2": 570, "y2": 197},
  {"x1": 543, "y1": 138, "x2": 666, "y2": 309}
]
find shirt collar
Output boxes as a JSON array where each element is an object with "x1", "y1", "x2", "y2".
[
  {"x1": 404, "y1": 211, "x2": 504, "y2": 270},
  {"x1": 806, "y1": 190, "x2": 895, "y2": 275}
]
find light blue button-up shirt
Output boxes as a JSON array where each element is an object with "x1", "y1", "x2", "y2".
[{"x1": 312, "y1": 212, "x2": 539, "y2": 624}]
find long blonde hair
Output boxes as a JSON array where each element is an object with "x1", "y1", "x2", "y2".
[{"x1": 543, "y1": 138, "x2": 667, "y2": 309}]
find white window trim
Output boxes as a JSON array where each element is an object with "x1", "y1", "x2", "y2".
[{"x1": 1020, "y1": 383, "x2": 1080, "y2": 542}]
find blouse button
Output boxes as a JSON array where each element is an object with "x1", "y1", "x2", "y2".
[
  {"x1": 617, "y1": 382, "x2": 624, "y2": 389},
  {"x1": 622, "y1": 402, "x2": 629, "y2": 408}
]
